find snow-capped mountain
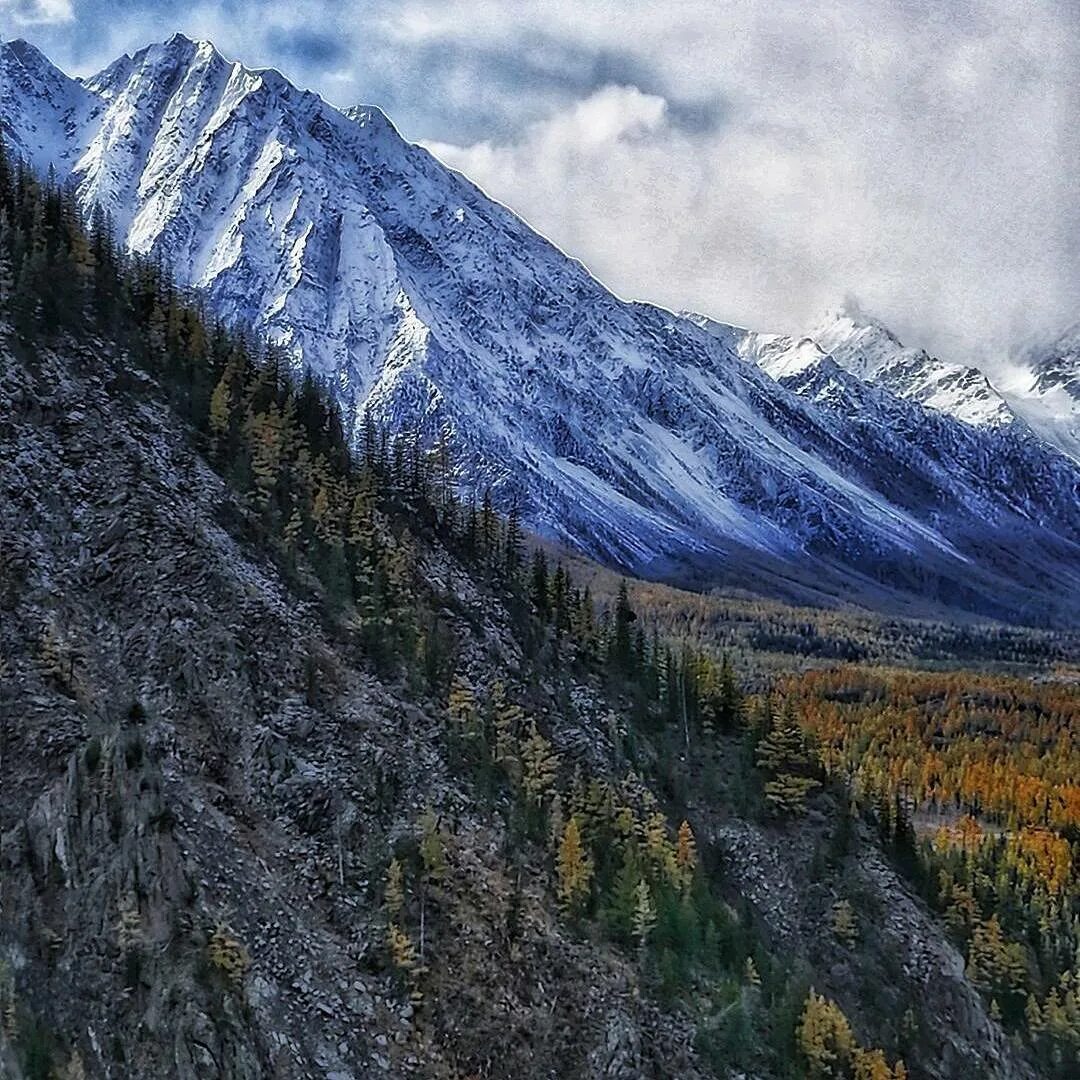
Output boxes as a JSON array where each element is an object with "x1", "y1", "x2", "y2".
[
  {"x1": 805, "y1": 304, "x2": 1018, "y2": 428},
  {"x1": 994, "y1": 324, "x2": 1080, "y2": 464},
  {"x1": 3, "y1": 34, "x2": 1080, "y2": 623},
  {"x1": 688, "y1": 301, "x2": 1080, "y2": 467}
]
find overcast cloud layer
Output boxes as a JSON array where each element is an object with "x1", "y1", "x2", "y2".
[{"x1": 3, "y1": 0, "x2": 1078, "y2": 363}]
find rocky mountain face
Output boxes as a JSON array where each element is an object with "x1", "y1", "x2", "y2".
[
  {"x1": 1, "y1": 34, "x2": 1079, "y2": 627},
  {"x1": 0, "y1": 318, "x2": 1035, "y2": 1080},
  {"x1": 0, "y1": 320, "x2": 709, "y2": 1079}
]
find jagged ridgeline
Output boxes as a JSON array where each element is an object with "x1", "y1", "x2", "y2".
[{"x1": 0, "y1": 140, "x2": 1042, "y2": 1080}]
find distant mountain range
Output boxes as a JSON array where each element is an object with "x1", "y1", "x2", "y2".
[{"x1": 2, "y1": 33, "x2": 1078, "y2": 624}]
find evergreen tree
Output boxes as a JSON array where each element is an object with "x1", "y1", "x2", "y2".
[
  {"x1": 479, "y1": 487, "x2": 498, "y2": 561},
  {"x1": 631, "y1": 878, "x2": 656, "y2": 951},
  {"x1": 715, "y1": 652, "x2": 743, "y2": 731},
  {"x1": 609, "y1": 580, "x2": 636, "y2": 676},
  {"x1": 504, "y1": 503, "x2": 524, "y2": 580},
  {"x1": 529, "y1": 548, "x2": 550, "y2": 620},
  {"x1": 605, "y1": 844, "x2": 643, "y2": 941},
  {"x1": 419, "y1": 806, "x2": 447, "y2": 886},
  {"x1": 520, "y1": 720, "x2": 560, "y2": 807},
  {"x1": 556, "y1": 816, "x2": 593, "y2": 914},
  {"x1": 490, "y1": 681, "x2": 524, "y2": 778},
  {"x1": 675, "y1": 819, "x2": 697, "y2": 892},
  {"x1": 756, "y1": 700, "x2": 820, "y2": 816},
  {"x1": 448, "y1": 673, "x2": 480, "y2": 739},
  {"x1": 385, "y1": 857, "x2": 405, "y2": 919}
]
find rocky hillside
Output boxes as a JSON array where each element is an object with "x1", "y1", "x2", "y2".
[{"x1": 0, "y1": 158, "x2": 1039, "y2": 1080}]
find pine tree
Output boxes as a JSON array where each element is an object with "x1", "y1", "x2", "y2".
[
  {"x1": 247, "y1": 403, "x2": 283, "y2": 511},
  {"x1": 967, "y1": 915, "x2": 1028, "y2": 1009},
  {"x1": 479, "y1": 487, "x2": 498, "y2": 560},
  {"x1": 675, "y1": 819, "x2": 697, "y2": 891},
  {"x1": 503, "y1": 503, "x2": 524, "y2": 579},
  {"x1": 642, "y1": 810, "x2": 674, "y2": 880},
  {"x1": 387, "y1": 923, "x2": 421, "y2": 996},
  {"x1": 797, "y1": 989, "x2": 857, "y2": 1077},
  {"x1": 490, "y1": 681, "x2": 523, "y2": 777},
  {"x1": 605, "y1": 844, "x2": 642, "y2": 940},
  {"x1": 530, "y1": 548, "x2": 550, "y2": 620},
  {"x1": 348, "y1": 469, "x2": 378, "y2": 543},
  {"x1": 757, "y1": 700, "x2": 820, "y2": 816},
  {"x1": 208, "y1": 924, "x2": 250, "y2": 987},
  {"x1": 556, "y1": 816, "x2": 593, "y2": 914},
  {"x1": 448, "y1": 673, "x2": 480, "y2": 738},
  {"x1": 715, "y1": 652, "x2": 743, "y2": 730},
  {"x1": 347, "y1": 470, "x2": 379, "y2": 597},
  {"x1": 385, "y1": 857, "x2": 405, "y2": 919},
  {"x1": 572, "y1": 586, "x2": 597, "y2": 653},
  {"x1": 419, "y1": 806, "x2": 447, "y2": 885},
  {"x1": 520, "y1": 720, "x2": 560, "y2": 807},
  {"x1": 208, "y1": 367, "x2": 234, "y2": 453},
  {"x1": 384, "y1": 528, "x2": 414, "y2": 609},
  {"x1": 311, "y1": 483, "x2": 337, "y2": 546},
  {"x1": 853, "y1": 1048, "x2": 904, "y2": 1080},
  {"x1": 609, "y1": 580, "x2": 636, "y2": 676}
]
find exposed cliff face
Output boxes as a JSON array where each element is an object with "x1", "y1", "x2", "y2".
[{"x1": 2, "y1": 34, "x2": 1079, "y2": 624}]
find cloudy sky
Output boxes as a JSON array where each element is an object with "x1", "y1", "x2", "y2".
[{"x1": 3, "y1": 0, "x2": 1078, "y2": 362}]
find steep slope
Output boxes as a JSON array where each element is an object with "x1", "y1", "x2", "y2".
[
  {"x1": 2, "y1": 34, "x2": 1080, "y2": 626},
  {"x1": 0, "y1": 327, "x2": 707, "y2": 1079}
]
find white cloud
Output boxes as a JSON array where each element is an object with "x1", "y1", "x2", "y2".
[
  {"x1": 0, "y1": 0, "x2": 73, "y2": 26},
  {"x1": 418, "y1": 0, "x2": 1080, "y2": 365}
]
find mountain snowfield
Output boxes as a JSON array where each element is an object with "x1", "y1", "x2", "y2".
[{"x1": 2, "y1": 33, "x2": 1079, "y2": 623}]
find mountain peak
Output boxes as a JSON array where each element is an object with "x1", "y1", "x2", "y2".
[
  {"x1": 815, "y1": 300, "x2": 904, "y2": 351},
  {"x1": 807, "y1": 304, "x2": 1023, "y2": 429},
  {"x1": 82, "y1": 32, "x2": 225, "y2": 99},
  {"x1": 144, "y1": 32, "x2": 229, "y2": 70},
  {"x1": 341, "y1": 103, "x2": 399, "y2": 137},
  {"x1": 165, "y1": 31, "x2": 198, "y2": 47},
  {"x1": 0, "y1": 37, "x2": 51, "y2": 67}
]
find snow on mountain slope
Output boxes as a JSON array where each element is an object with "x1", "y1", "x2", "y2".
[
  {"x1": 994, "y1": 324, "x2": 1080, "y2": 464},
  {"x1": 808, "y1": 304, "x2": 1018, "y2": 428},
  {"x1": 698, "y1": 298, "x2": 1080, "y2": 468},
  {"x1": 3, "y1": 34, "x2": 1080, "y2": 624},
  {"x1": 0, "y1": 38, "x2": 101, "y2": 178}
]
